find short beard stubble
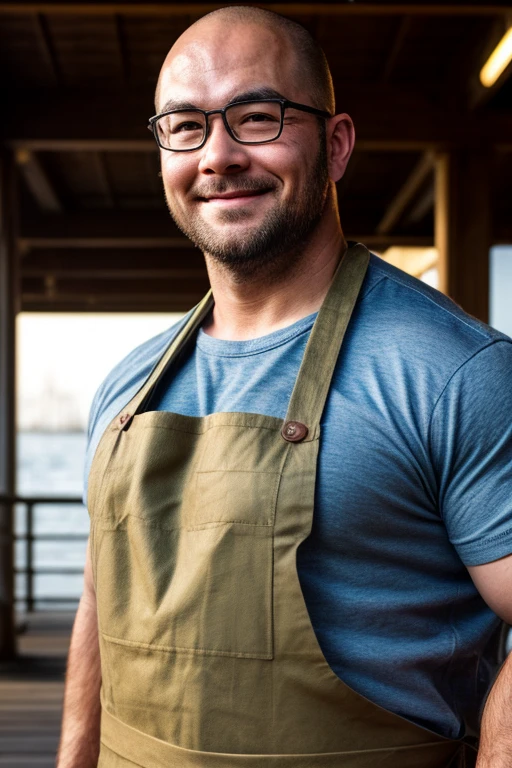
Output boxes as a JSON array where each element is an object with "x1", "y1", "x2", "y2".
[{"x1": 165, "y1": 123, "x2": 330, "y2": 283}]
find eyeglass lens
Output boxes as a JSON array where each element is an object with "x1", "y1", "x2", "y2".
[{"x1": 155, "y1": 101, "x2": 282, "y2": 150}]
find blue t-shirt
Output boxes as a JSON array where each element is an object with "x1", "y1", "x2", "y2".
[{"x1": 84, "y1": 254, "x2": 512, "y2": 739}]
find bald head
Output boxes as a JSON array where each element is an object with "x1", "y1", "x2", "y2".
[{"x1": 155, "y1": 6, "x2": 334, "y2": 115}]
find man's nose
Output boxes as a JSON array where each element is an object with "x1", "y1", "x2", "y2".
[{"x1": 197, "y1": 114, "x2": 251, "y2": 175}]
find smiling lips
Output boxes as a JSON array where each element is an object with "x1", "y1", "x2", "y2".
[{"x1": 199, "y1": 188, "x2": 271, "y2": 205}]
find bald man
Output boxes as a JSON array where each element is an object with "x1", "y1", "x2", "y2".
[{"x1": 57, "y1": 7, "x2": 512, "y2": 768}]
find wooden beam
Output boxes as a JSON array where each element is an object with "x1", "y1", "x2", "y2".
[
  {"x1": 8, "y1": 139, "x2": 155, "y2": 152},
  {"x1": 22, "y1": 248, "x2": 208, "y2": 280},
  {"x1": 22, "y1": 247, "x2": 206, "y2": 271},
  {"x1": 0, "y1": 151, "x2": 18, "y2": 659},
  {"x1": 25, "y1": 266, "x2": 207, "y2": 279},
  {"x1": 0, "y1": 5, "x2": 509, "y2": 18},
  {"x1": 20, "y1": 209, "x2": 184, "y2": 242},
  {"x1": 21, "y1": 271, "x2": 210, "y2": 312},
  {"x1": 20, "y1": 293, "x2": 202, "y2": 312},
  {"x1": 10, "y1": 140, "x2": 155, "y2": 152},
  {"x1": 20, "y1": 236, "x2": 193, "y2": 250},
  {"x1": 406, "y1": 186, "x2": 434, "y2": 225},
  {"x1": 381, "y1": 16, "x2": 412, "y2": 83},
  {"x1": 377, "y1": 152, "x2": 434, "y2": 235},
  {"x1": 32, "y1": 13, "x2": 60, "y2": 84},
  {"x1": 435, "y1": 151, "x2": 492, "y2": 321},
  {"x1": 15, "y1": 149, "x2": 61, "y2": 212},
  {"x1": 435, "y1": 154, "x2": 450, "y2": 296},
  {"x1": 23, "y1": 276, "x2": 210, "y2": 295}
]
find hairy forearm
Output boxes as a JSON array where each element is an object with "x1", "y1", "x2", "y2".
[
  {"x1": 56, "y1": 594, "x2": 101, "y2": 768},
  {"x1": 476, "y1": 651, "x2": 512, "y2": 768}
]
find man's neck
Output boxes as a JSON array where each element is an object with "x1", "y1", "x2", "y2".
[{"x1": 202, "y1": 222, "x2": 346, "y2": 341}]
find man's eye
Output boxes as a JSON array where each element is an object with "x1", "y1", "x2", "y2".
[
  {"x1": 172, "y1": 121, "x2": 203, "y2": 133},
  {"x1": 242, "y1": 112, "x2": 277, "y2": 123}
]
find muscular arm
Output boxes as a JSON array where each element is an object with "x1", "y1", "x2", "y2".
[
  {"x1": 428, "y1": 342, "x2": 512, "y2": 765},
  {"x1": 56, "y1": 539, "x2": 101, "y2": 768},
  {"x1": 476, "y1": 652, "x2": 512, "y2": 768},
  {"x1": 468, "y1": 555, "x2": 512, "y2": 768}
]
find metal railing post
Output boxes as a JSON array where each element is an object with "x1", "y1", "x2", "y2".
[
  {"x1": 1, "y1": 494, "x2": 87, "y2": 613},
  {"x1": 26, "y1": 503, "x2": 34, "y2": 613},
  {"x1": 0, "y1": 150, "x2": 18, "y2": 658}
]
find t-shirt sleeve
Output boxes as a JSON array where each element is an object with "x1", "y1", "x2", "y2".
[
  {"x1": 82, "y1": 380, "x2": 109, "y2": 508},
  {"x1": 429, "y1": 339, "x2": 512, "y2": 566}
]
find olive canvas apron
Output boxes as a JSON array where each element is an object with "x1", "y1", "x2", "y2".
[{"x1": 88, "y1": 244, "x2": 475, "y2": 767}]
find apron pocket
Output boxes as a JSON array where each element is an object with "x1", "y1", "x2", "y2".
[
  {"x1": 96, "y1": 522, "x2": 274, "y2": 659},
  {"x1": 191, "y1": 470, "x2": 280, "y2": 528}
]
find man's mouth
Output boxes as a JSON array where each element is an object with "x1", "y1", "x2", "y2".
[{"x1": 197, "y1": 188, "x2": 272, "y2": 205}]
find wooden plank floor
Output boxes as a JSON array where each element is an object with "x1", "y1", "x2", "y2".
[{"x1": 0, "y1": 612, "x2": 74, "y2": 768}]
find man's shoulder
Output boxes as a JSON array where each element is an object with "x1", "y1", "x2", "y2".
[{"x1": 363, "y1": 252, "x2": 509, "y2": 361}]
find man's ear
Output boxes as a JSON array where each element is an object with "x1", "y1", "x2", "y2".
[{"x1": 327, "y1": 113, "x2": 355, "y2": 183}]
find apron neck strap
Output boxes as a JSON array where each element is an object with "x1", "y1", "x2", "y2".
[
  {"x1": 119, "y1": 290, "x2": 214, "y2": 426},
  {"x1": 283, "y1": 243, "x2": 370, "y2": 439}
]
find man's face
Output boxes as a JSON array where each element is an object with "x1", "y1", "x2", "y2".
[{"x1": 157, "y1": 21, "x2": 330, "y2": 279}]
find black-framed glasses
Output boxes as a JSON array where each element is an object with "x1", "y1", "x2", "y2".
[{"x1": 148, "y1": 98, "x2": 332, "y2": 152}]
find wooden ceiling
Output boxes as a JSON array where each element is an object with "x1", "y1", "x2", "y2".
[{"x1": 1, "y1": 1, "x2": 511, "y2": 311}]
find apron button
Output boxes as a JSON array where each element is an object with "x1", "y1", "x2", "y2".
[
  {"x1": 281, "y1": 421, "x2": 308, "y2": 442},
  {"x1": 119, "y1": 413, "x2": 132, "y2": 429}
]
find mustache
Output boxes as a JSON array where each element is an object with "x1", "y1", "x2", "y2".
[{"x1": 191, "y1": 176, "x2": 277, "y2": 198}]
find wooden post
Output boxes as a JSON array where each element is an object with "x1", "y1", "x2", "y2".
[
  {"x1": 0, "y1": 150, "x2": 19, "y2": 659},
  {"x1": 434, "y1": 153, "x2": 450, "y2": 297},
  {"x1": 435, "y1": 150, "x2": 492, "y2": 322}
]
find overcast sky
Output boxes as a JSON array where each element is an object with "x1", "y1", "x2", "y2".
[{"x1": 17, "y1": 313, "x2": 183, "y2": 430}]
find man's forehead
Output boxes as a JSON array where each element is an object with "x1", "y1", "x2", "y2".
[{"x1": 157, "y1": 21, "x2": 298, "y2": 111}]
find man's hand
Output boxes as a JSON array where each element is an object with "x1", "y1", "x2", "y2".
[
  {"x1": 468, "y1": 554, "x2": 512, "y2": 768},
  {"x1": 56, "y1": 539, "x2": 101, "y2": 768}
]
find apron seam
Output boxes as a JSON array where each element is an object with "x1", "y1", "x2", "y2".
[
  {"x1": 101, "y1": 631, "x2": 273, "y2": 660},
  {"x1": 95, "y1": 519, "x2": 275, "y2": 531},
  {"x1": 100, "y1": 740, "x2": 145, "y2": 768}
]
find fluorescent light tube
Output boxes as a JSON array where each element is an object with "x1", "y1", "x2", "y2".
[{"x1": 480, "y1": 27, "x2": 512, "y2": 88}]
